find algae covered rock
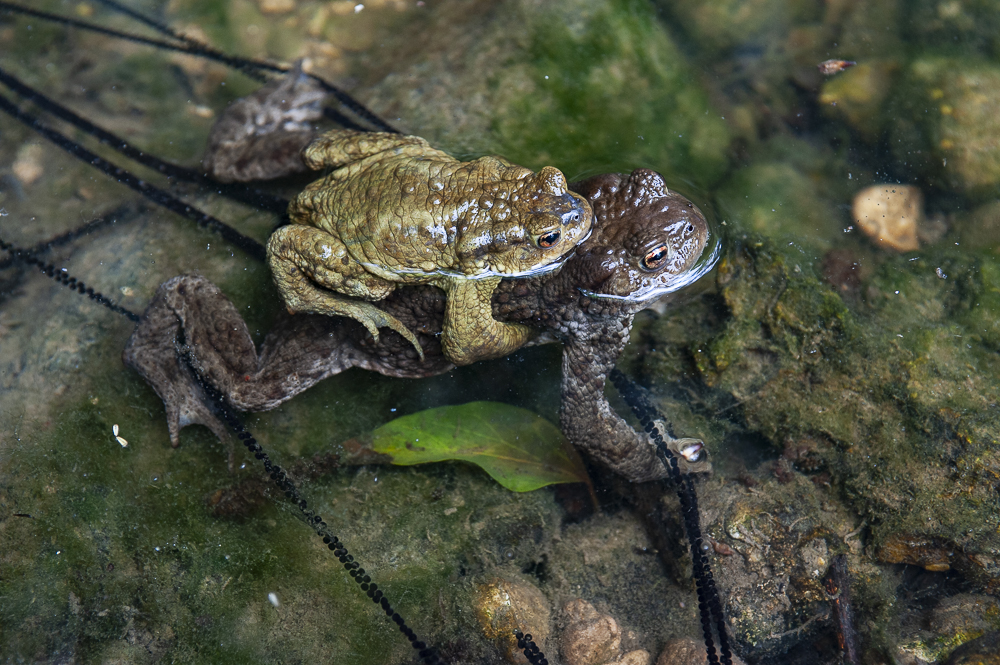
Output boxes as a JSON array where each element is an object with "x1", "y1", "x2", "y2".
[
  {"x1": 891, "y1": 57, "x2": 1000, "y2": 197},
  {"x1": 653, "y1": 0, "x2": 820, "y2": 57},
  {"x1": 713, "y1": 137, "x2": 852, "y2": 254},
  {"x1": 904, "y1": 0, "x2": 1000, "y2": 57},
  {"x1": 646, "y1": 238, "x2": 1000, "y2": 592},
  {"x1": 818, "y1": 60, "x2": 900, "y2": 141},
  {"x1": 362, "y1": 0, "x2": 731, "y2": 189},
  {"x1": 891, "y1": 594, "x2": 1000, "y2": 664},
  {"x1": 688, "y1": 470, "x2": 858, "y2": 657}
]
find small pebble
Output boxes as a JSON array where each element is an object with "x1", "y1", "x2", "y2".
[
  {"x1": 656, "y1": 637, "x2": 746, "y2": 665},
  {"x1": 12, "y1": 144, "x2": 44, "y2": 186},
  {"x1": 560, "y1": 599, "x2": 621, "y2": 665},
  {"x1": 851, "y1": 184, "x2": 923, "y2": 252},
  {"x1": 258, "y1": 0, "x2": 295, "y2": 14}
]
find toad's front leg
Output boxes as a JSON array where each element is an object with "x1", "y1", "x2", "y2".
[
  {"x1": 559, "y1": 333, "x2": 711, "y2": 482},
  {"x1": 438, "y1": 275, "x2": 537, "y2": 366},
  {"x1": 268, "y1": 224, "x2": 425, "y2": 360}
]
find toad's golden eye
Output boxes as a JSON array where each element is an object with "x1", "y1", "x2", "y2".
[
  {"x1": 642, "y1": 245, "x2": 669, "y2": 271},
  {"x1": 536, "y1": 230, "x2": 561, "y2": 248}
]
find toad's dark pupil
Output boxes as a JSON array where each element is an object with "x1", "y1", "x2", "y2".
[
  {"x1": 643, "y1": 246, "x2": 668, "y2": 269},
  {"x1": 538, "y1": 230, "x2": 561, "y2": 248}
]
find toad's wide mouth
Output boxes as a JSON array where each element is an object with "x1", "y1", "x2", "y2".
[{"x1": 578, "y1": 233, "x2": 720, "y2": 302}]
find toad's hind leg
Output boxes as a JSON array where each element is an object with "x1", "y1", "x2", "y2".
[
  {"x1": 268, "y1": 225, "x2": 425, "y2": 360},
  {"x1": 439, "y1": 276, "x2": 537, "y2": 366}
]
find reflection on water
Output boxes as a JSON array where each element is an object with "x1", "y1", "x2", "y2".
[{"x1": 1, "y1": 1, "x2": 998, "y2": 663}]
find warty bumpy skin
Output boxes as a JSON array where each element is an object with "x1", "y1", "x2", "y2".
[
  {"x1": 124, "y1": 169, "x2": 712, "y2": 482},
  {"x1": 266, "y1": 129, "x2": 592, "y2": 367}
]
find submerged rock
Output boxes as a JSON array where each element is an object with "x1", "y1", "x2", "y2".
[
  {"x1": 851, "y1": 184, "x2": 923, "y2": 252},
  {"x1": 640, "y1": 236, "x2": 1000, "y2": 657},
  {"x1": 656, "y1": 637, "x2": 746, "y2": 665},
  {"x1": 475, "y1": 576, "x2": 553, "y2": 664},
  {"x1": 892, "y1": 57, "x2": 1000, "y2": 197},
  {"x1": 892, "y1": 594, "x2": 1000, "y2": 665},
  {"x1": 818, "y1": 60, "x2": 900, "y2": 141},
  {"x1": 361, "y1": 0, "x2": 731, "y2": 189},
  {"x1": 560, "y1": 599, "x2": 623, "y2": 665}
]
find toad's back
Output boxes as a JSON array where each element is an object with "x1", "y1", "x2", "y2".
[{"x1": 288, "y1": 142, "x2": 540, "y2": 278}]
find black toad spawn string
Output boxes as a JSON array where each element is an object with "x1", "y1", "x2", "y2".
[
  {"x1": 609, "y1": 368, "x2": 734, "y2": 665},
  {"x1": 0, "y1": 0, "x2": 396, "y2": 134},
  {"x1": 204, "y1": 386, "x2": 447, "y2": 665},
  {"x1": 1, "y1": 4, "x2": 729, "y2": 658}
]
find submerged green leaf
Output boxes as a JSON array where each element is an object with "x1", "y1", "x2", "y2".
[{"x1": 370, "y1": 402, "x2": 588, "y2": 492}]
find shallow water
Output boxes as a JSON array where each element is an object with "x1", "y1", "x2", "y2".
[{"x1": 1, "y1": 1, "x2": 998, "y2": 663}]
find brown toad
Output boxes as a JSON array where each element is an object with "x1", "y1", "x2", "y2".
[
  {"x1": 267, "y1": 129, "x2": 593, "y2": 366},
  {"x1": 125, "y1": 169, "x2": 715, "y2": 482}
]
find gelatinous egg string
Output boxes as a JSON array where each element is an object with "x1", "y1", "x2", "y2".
[
  {"x1": 0, "y1": 66, "x2": 289, "y2": 216},
  {"x1": 0, "y1": 203, "x2": 132, "y2": 274},
  {"x1": 202, "y1": 380, "x2": 447, "y2": 665},
  {"x1": 609, "y1": 368, "x2": 734, "y2": 665},
  {"x1": 0, "y1": 86, "x2": 269, "y2": 263},
  {"x1": 0, "y1": 234, "x2": 141, "y2": 324},
  {"x1": 0, "y1": 0, "x2": 396, "y2": 134}
]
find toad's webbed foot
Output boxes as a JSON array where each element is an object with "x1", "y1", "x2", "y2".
[
  {"x1": 301, "y1": 290, "x2": 426, "y2": 362},
  {"x1": 202, "y1": 64, "x2": 326, "y2": 183},
  {"x1": 122, "y1": 275, "x2": 238, "y2": 468},
  {"x1": 123, "y1": 274, "x2": 366, "y2": 470},
  {"x1": 268, "y1": 224, "x2": 426, "y2": 360}
]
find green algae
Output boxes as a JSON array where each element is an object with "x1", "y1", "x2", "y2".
[
  {"x1": 645, "y1": 237, "x2": 1000, "y2": 588},
  {"x1": 495, "y1": 0, "x2": 730, "y2": 187},
  {"x1": 890, "y1": 55, "x2": 1000, "y2": 197},
  {"x1": 0, "y1": 323, "x2": 568, "y2": 662}
]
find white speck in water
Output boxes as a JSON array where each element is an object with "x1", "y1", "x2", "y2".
[
  {"x1": 848, "y1": 173, "x2": 852, "y2": 179},
  {"x1": 390, "y1": 408, "x2": 397, "y2": 412},
  {"x1": 895, "y1": 291, "x2": 900, "y2": 295},
  {"x1": 154, "y1": 547, "x2": 161, "y2": 552},
  {"x1": 56, "y1": 550, "x2": 61, "y2": 555},
  {"x1": 354, "y1": 3, "x2": 364, "y2": 12},
  {"x1": 268, "y1": 592, "x2": 280, "y2": 607},
  {"x1": 116, "y1": 436, "x2": 128, "y2": 448},
  {"x1": 206, "y1": 243, "x2": 210, "y2": 250},
  {"x1": 936, "y1": 267, "x2": 947, "y2": 279},
  {"x1": 544, "y1": 75, "x2": 549, "y2": 79},
  {"x1": 112, "y1": 424, "x2": 119, "y2": 436}
]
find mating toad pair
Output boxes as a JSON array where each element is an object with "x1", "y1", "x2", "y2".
[
  {"x1": 126, "y1": 72, "x2": 714, "y2": 482},
  {"x1": 270, "y1": 129, "x2": 593, "y2": 368}
]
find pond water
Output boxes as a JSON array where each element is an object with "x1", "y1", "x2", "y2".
[{"x1": 1, "y1": 1, "x2": 998, "y2": 663}]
